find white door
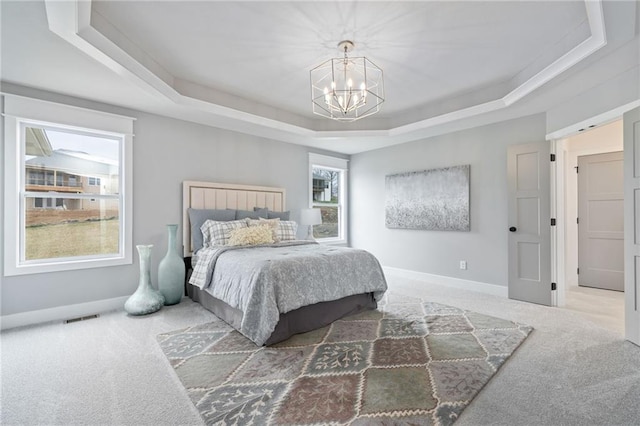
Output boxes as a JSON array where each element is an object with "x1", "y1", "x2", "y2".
[
  {"x1": 508, "y1": 142, "x2": 552, "y2": 306},
  {"x1": 578, "y1": 152, "x2": 624, "y2": 291},
  {"x1": 624, "y1": 107, "x2": 640, "y2": 346}
]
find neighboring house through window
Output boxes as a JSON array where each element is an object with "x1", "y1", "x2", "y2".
[
  {"x1": 308, "y1": 153, "x2": 348, "y2": 244},
  {"x1": 3, "y1": 95, "x2": 134, "y2": 275}
]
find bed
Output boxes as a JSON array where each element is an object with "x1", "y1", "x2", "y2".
[{"x1": 182, "y1": 180, "x2": 387, "y2": 346}]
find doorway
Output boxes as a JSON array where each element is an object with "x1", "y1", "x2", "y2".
[{"x1": 558, "y1": 120, "x2": 625, "y2": 334}]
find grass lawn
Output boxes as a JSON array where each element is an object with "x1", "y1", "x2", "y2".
[{"x1": 26, "y1": 220, "x2": 119, "y2": 260}]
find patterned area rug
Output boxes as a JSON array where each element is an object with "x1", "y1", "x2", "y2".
[{"x1": 157, "y1": 293, "x2": 532, "y2": 425}]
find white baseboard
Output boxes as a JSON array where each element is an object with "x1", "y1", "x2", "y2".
[
  {"x1": 0, "y1": 296, "x2": 129, "y2": 330},
  {"x1": 383, "y1": 266, "x2": 508, "y2": 298}
]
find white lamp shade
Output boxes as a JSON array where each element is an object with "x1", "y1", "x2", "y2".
[{"x1": 299, "y1": 208, "x2": 322, "y2": 226}]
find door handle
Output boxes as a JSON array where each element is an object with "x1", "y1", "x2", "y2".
[{"x1": 509, "y1": 227, "x2": 517, "y2": 232}]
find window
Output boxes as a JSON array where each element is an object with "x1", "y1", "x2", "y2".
[
  {"x1": 3, "y1": 95, "x2": 134, "y2": 275},
  {"x1": 309, "y1": 153, "x2": 348, "y2": 244}
]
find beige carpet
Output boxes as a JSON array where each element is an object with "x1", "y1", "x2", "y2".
[{"x1": 157, "y1": 292, "x2": 532, "y2": 425}]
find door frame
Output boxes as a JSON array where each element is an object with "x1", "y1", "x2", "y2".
[{"x1": 548, "y1": 100, "x2": 640, "y2": 337}]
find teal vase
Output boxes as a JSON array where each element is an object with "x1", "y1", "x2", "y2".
[
  {"x1": 158, "y1": 224, "x2": 185, "y2": 305},
  {"x1": 125, "y1": 245, "x2": 164, "y2": 315}
]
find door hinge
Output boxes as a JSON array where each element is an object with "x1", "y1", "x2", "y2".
[
  {"x1": 577, "y1": 217, "x2": 579, "y2": 224},
  {"x1": 550, "y1": 154, "x2": 556, "y2": 162},
  {"x1": 551, "y1": 282, "x2": 557, "y2": 291},
  {"x1": 551, "y1": 218, "x2": 556, "y2": 226},
  {"x1": 575, "y1": 166, "x2": 579, "y2": 173},
  {"x1": 577, "y1": 268, "x2": 580, "y2": 275}
]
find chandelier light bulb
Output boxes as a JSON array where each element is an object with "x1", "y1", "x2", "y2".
[{"x1": 347, "y1": 78, "x2": 353, "y2": 88}]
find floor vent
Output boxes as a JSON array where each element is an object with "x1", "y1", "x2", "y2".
[{"x1": 65, "y1": 314, "x2": 100, "y2": 324}]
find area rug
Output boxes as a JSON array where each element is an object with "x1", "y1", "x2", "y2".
[{"x1": 157, "y1": 293, "x2": 532, "y2": 425}]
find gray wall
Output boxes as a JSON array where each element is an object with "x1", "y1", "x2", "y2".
[
  {"x1": 349, "y1": 114, "x2": 546, "y2": 288},
  {"x1": 0, "y1": 91, "x2": 346, "y2": 316}
]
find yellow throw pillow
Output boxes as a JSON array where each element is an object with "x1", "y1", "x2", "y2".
[
  {"x1": 248, "y1": 217, "x2": 281, "y2": 242},
  {"x1": 227, "y1": 225, "x2": 274, "y2": 246}
]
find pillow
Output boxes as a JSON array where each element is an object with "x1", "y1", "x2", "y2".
[
  {"x1": 188, "y1": 208, "x2": 237, "y2": 251},
  {"x1": 275, "y1": 220, "x2": 298, "y2": 242},
  {"x1": 250, "y1": 218, "x2": 280, "y2": 241},
  {"x1": 268, "y1": 210, "x2": 290, "y2": 220},
  {"x1": 236, "y1": 208, "x2": 268, "y2": 220},
  {"x1": 227, "y1": 225, "x2": 274, "y2": 246},
  {"x1": 201, "y1": 219, "x2": 248, "y2": 247},
  {"x1": 253, "y1": 207, "x2": 291, "y2": 220}
]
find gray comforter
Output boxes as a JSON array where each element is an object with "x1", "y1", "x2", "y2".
[{"x1": 189, "y1": 241, "x2": 387, "y2": 345}]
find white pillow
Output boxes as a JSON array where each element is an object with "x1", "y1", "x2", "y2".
[
  {"x1": 201, "y1": 219, "x2": 248, "y2": 247},
  {"x1": 227, "y1": 225, "x2": 274, "y2": 246}
]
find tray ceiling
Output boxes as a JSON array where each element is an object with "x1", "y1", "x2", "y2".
[{"x1": 2, "y1": 1, "x2": 626, "y2": 153}]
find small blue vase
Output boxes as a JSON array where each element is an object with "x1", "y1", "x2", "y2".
[
  {"x1": 125, "y1": 245, "x2": 164, "y2": 315},
  {"x1": 158, "y1": 224, "x2": 185, "y2": 305}
]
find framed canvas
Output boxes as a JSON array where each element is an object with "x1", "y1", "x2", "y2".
[{"x1": 385, "y1": 165, "x2": 470, "y2": 231}]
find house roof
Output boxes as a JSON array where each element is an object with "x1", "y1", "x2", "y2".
[
  {"x1": 25, "y1": 127, "x2": 53, "y2": 157},
  {"x1": 26, "y1": 149, "x2": 117, "y2": 177}
]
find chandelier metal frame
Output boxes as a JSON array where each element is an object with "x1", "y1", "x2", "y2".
[{"x1": 310, "y1": 40, "x2": 384, "y2": 122}]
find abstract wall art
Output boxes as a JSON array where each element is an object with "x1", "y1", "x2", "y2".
[{"x1": 385, "y1": 165, "x2": 470, "y2": 231}]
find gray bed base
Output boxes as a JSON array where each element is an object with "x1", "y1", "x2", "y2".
[{"x1": 186, "y1": 284, "x2": 377, "y2": 346}]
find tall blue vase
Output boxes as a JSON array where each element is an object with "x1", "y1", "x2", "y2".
[
  {"x1": 158, "y1": 224, "x2": 185, "y2": 305},
  {"x1": 124, "y1": 245, "x2": 164, "y2": 315}
]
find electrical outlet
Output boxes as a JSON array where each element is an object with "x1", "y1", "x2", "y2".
[{"x1": 459, "y1": 260, "x2": 467, "y2": 270}]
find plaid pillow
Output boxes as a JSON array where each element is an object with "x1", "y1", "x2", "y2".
[
  {"x1": 201, "y1": 219, "x2": 248, "y2": 247},
  {"x1": 276, "y1": 220, "x2": 298, "y2": 242}
]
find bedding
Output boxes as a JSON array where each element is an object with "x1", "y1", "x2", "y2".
[
  {"x1": 247, "y1": 218, "x2": 280, "y2": 241},
  {"x1": 227, "y1": 225, "x2": 274, "y2": 246},
  {"x1": 271, "y1": 219, "x2": 298, "y2": 241},
  {"x1": 201, "y1": 219, "x2": 248, "y2": 246},
  {"x1": 253, "y1": 207, "x2": 291, "y2": 220},
  {"x1": 189, "y1": 241, "x2": 387, "y2": 346},
  {"x1": 187, "y1": 208, "x2": 236, "y2": 252},
  {"x1": 236, "y1": 208, "x2": 268, "y2": 220}
]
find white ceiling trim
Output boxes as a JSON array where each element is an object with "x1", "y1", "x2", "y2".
[
  {"x1": 545, "y1": 99, "x2": 640, "y2": 141},
  {"x1": 43, "y1": 0, "x2": 606, "y2": 151}
]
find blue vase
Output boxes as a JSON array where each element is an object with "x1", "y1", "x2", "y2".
[
  {"x1": 125, "y1": 245, "x2": 164, "y2": 315},
  {"x1": 158, "y1": 224, "x2": 185, "y2": 305}
]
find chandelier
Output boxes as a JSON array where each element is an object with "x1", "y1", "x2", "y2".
[{"x1": 310, "y1": 40, "x2": 384, "y2": 122}]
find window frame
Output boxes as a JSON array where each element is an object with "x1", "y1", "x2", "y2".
[
  {"x1": 308, "y1": 153, "x2": 349, "y2": 245},
  {"x1": 3, "y1": 95, "x2": 134, "y2": 276}
]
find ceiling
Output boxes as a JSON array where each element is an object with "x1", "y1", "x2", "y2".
[{"x1": 1, "y1": 1, "x2": 637, "y2": 154}]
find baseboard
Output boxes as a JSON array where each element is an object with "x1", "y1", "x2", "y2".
[
  {"x1": 0, "y1": 296, "x2": 129, "y2": 330},
  {"x1": 383, "y1": 266, "x2": 508, "y2": 298}
]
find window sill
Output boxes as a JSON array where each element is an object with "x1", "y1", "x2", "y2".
[{"x1": 4, "y1": 255, "x2": 132, "y2": 276}]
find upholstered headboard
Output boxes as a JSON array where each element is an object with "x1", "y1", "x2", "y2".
[{"x1": 182, "y1": 181, "x2": 286, "y2": 256}]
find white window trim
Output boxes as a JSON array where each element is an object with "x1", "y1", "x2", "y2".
[
  {"x1": 308, "y1": 153, "x2": 349, "y2": 245},
  {"x1": 3, "y1": 94, "x2": 134, "y2": 276}
]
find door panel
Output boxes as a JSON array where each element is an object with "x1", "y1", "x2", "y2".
[
  {"x1": 508, "y1": 142, "x2": 551, "y2": 306},
  {"x1": 517, "y1": 198, "x2": 540, "y2": 234},
  {"x1": 624, "y1": 107, "x2": 640, "y2": 346},
  {"x1": 577, "y1": 152, "x2": 624, "y2": 291}
]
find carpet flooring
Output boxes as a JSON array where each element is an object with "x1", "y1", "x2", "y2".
[{"x1": 157, "y1": 292, "x2": 532, "y2": 425}]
